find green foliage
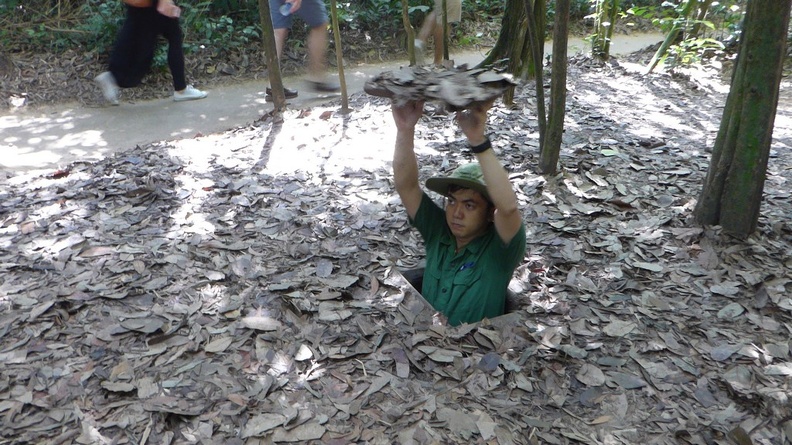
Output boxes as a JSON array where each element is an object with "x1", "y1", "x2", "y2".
[
  {"x1": 73, "y1": 1, "x2": 125, "y2": 53},
  {"x1": 571, "y1": 0, "x2": 594, "y2": 21},
  {"x1": 628, "y1": 2, "x2": 686, "y2": 32},
  {"x1": 629, "y1": 0, "x2": 744, "y2": 71},
  {"x1": 664, "y1": 36, "x2": 725, "y2": 67},
  {"x1": 470, "y1": 0, "x2": 506, "y2": 16},
  {"x1": 334, "y1": 0, "x2": 418, "y2": 32},
  {"x1": 628, "y1": 0, "x2": 743, "y2": 38},
  {"x1": 707, "y1": 0, "x2": 744, "y2": 45},
  {"x1": 0, "y1": 0, "x2": 517, "y2": 55},
  {"x1": 0, "y1": 0, "x2": 749, "y2": 76},
  {"x1": 178, "y1": 1, "x2": 261, "y2": 55},
  {"x1": 457, "y1": 31, "x2": 483, "y2": 47},
  {"x1": 546, "y1": 0, "x2": 659, "y2": 24}
]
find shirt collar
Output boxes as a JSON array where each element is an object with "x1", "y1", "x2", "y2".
[{"x1": 440, "y1": 224, "x2": 494, "y2": 256}]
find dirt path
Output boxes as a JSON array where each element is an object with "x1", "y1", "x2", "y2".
[{"x1": 0, "y1": 33, "x2": 664, "y2": 176}]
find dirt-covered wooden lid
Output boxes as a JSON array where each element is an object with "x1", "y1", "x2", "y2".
[{"x1": 364, "y1": 65, "x2": 516, "y2": 110}]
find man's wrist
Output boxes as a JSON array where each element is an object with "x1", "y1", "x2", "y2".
[
  {"x1": 469, "y1": 137, "x2": 491, "y2": 154},
  {"x1": 396, "y1": 128, "x2": 415, "y2": 138},
  {"x1": 396, "y1": 129, "x2": 415, "y2": 147}
]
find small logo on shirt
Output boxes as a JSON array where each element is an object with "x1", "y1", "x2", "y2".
[{"x1": 459, "y1": 262, "x2": 475, "y2": 271}]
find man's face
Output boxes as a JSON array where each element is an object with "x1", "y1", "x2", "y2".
[{"x1": 444, "y1": 188, "x2": 492, "y2": 244}]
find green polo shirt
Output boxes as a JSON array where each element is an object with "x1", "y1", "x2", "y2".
[{"x1": 410, "y1": 193, "x2": 526, "y2": 325}]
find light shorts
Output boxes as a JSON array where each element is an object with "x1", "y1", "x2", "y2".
[
  {"x1": 269, "y1": 0, "x2": 328, "y2": 29},
  {"x1": 434, "y1": 0, "x2": 462, "y2": 24}
]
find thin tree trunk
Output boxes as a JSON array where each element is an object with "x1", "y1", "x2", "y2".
[
  {"x1": 329, "y1": 0, "x2": 348, "y2": 112},
  {"x1": 645, "y1": 25, "x2": 682, "y2": 74},
  {"x1": 532, "y1": 0, "x2": 546, "y2": 76},
  {"x1": 540, "y1": 0, "x2": 569, "y2": 174},
  {"x1": 646, "y1": 0, "x2": 698, "y2": 74},
  {"x1": 524, "y1": 0, "x2": 546, "y2": 148},
  {"x1": 689, "y1": 0, "x2": 713, "y2": 39},
  {"x1": 478, "y1": 0, "x2": 527, "y2": 105},
  {"x1": 441, "y1": 0, "x2": 449, "y2": 61},
  {"x1": 401, "y1": 0, "x2": 416, "y2": 66},
  {"x1": 694, "y1": 0, "x2": 791, "y2": 237},
  {"x1": 602, "y1": 0, "x2": 619, "y2": 58},
  {"x1": 502, "y1": 19, "x2": 528, "y2": 105},
  {"x1": 594, "y1": 0, "x2": 606, "y2": 57},
  {"x1": 258, "y1": 0, "x2": 285, "y2": 112}
]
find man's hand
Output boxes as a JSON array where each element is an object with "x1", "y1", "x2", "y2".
[
  {"x1": 286, "y1": 0, "x2": 302, "y2": 13},
  {"x1": 392, "y1": 100, "x2": 425, "y2": 132},
  {"x1": 456, "y1": 99, "x2": 495, "y2": 145}
]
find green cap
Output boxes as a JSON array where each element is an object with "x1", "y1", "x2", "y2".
[{"x1": 426, "y1": 163, "x2": 491, "y2": 203}]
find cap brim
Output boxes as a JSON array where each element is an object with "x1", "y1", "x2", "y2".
[{"x1": 426, "y1": 177, "x2": 491, "y2": 203}]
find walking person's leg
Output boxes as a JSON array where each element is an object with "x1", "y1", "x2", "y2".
[
  {"x1": 414, "y1": 0, "x2": 462, "y2": 66},
  {"x1": 159, "y1": 13, "x2": 207, "y2": 101},
  {"x1": 434, "y1": 0, "x2": 463, "y2": 65},
  {"x1": 415, "y1": 10, "x2": 437, "y2": 65},
  {"x1": 113, "y1": 9, "x2": 159, "y2": 86},
  {"x1": 273, "y1": 28, "x2": 288, "y2": 60},
  {"x1": 307, "y1": 24, "x2": 329, "y2": 82},
  {"x1": 97, "y1": 6, "x2": 158, "y2": 104},
  {"x1": 160, "y1": 14, "x2": 186, "y2": 91},
  {"x1": 296, "y1": 0, "x2": 339, "y2": 92},
  {"x1": 267, "y1": 0, "x2": 299, "y2": 98}
]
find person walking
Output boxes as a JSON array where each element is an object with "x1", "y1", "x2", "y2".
[
  {"x1": 415, "y1": 0, "x2": 463, "y2": 66},
  {"x1": 267, "y1": 0, "x2": 340, "y2": 99},
  {"x1": 94, "y1": 0, "x2": 207, "y2": 105},
  {"x1": 390, "y1": 98, "x2": 526, "y2": 325}
]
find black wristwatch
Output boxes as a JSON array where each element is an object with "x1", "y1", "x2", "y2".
[{"x1": 469, "y1": 137, "x2": 492, "y2": 154}]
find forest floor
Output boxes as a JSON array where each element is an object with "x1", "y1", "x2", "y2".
[{"x1": 2, "y1": 20, "x2": 792, "y2": 445}]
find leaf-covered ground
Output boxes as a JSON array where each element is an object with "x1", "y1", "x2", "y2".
[{"x1": 2, "y1": 52, "x2": 792, "y2": 445}]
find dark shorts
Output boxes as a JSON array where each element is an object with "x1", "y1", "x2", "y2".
[{"x1": 269, "y1": 0, "x2": 328, "y2": 29}]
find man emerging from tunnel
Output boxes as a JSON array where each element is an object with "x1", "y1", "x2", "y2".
[{"x1": 391, "y1": 99, "x2": 526, "y2": 325}]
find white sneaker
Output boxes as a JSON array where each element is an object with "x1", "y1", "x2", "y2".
[
  {"x1": 94, "y1": 71, "x2": 119, "y2": 105},
  {"x1": 173, "y1": 85, "x2": 208, "y2": 102}
]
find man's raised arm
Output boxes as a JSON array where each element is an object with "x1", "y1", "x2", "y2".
[
  {"x1": 391, "y1": 100, "x2": 426, "y2": 220},
  {"x1": 456, "y1": 102, "x2": 522, "y2": 244}
]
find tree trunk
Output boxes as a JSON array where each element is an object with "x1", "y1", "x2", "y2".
[
  {"x1": 523, "y1": 0, "x2": 545, "y2": 144},
  {"x1": 479, "y1": 0, "x2": 523, "y2": 68},
  {"x1": 401, "y1": 0, "x2": 416, "y2": 66},
  {"x1": 441, "y1": 0, "x2": 449, "y2": 61},
  {"x1": 477, "y1": 0, "x2": 544, "y2": 93},
  {"x1": 258, "y1": 0, "x2": 285, "y2": 112},
  {"x1": 532, "y1": 0, "x2": 545, "y2": 74},
  {"x1": 592, "y1": 0, "x2": 619, "y2": 60},
  {"x1": 645, "y1": 25, "x2": 681, "y2": 74},
  {"x1": 689, "y1": 0, "x2": 713, "y2": 39},
  {"x1": 329, "y1": 0, "x2": 349, "y2": 112},
  {"x1": 540, "y1": 0, "x2": 569, "y2": 174},
  {"x1": 694, "y1": 0, "x2": 791, "y2": 238},
  {"x1": 603, "y1": 0, "x2": 619, "y2": 57}
]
